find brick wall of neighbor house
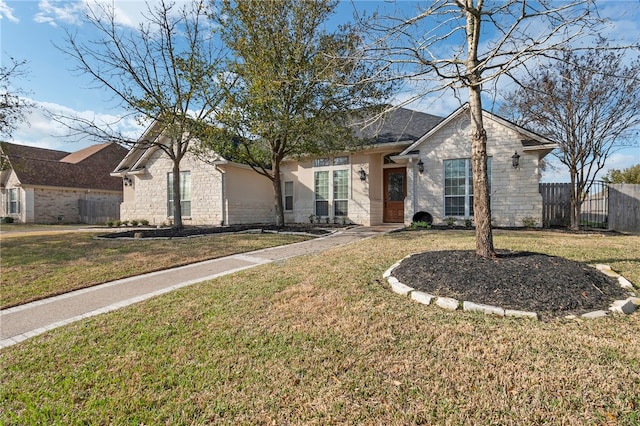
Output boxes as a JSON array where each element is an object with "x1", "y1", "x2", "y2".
[
  {"x1": 121, "y1": 150, "x2": 224, "y2": 226},
  {"x1": 31, "y1": 188, "x2": 122, "y2": 224},
  {"x1": 408, "y1": 114, "x2": 544, "y2": 227},
  {"x1": 1, "y1": 169, "x2": 121, "y2": 224}
]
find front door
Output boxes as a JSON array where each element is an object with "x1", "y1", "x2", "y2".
[{"x1": 383, "y1": 168, "x2": 406, "y2": 223}]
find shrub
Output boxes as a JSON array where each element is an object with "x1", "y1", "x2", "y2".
[
  {"x1": 445, "y1": 217, "x2": 456, "y2": 227},
  {"x1": 130, "y1": 220, "x2": 139, "y2": 227},
  {"x1": 410, "y1": 221, "x2": 431, "y2": 229},
  {"x1": 522, "y1": 217, "x2": 537, "y2": 228},
  {"x1": 1, "y1": 217, "x2": 15, "y2": 224},
  {"x1": 105, "y1": 221, "x2": 114, "y2": 227},
  {"x1": 140, "y1": 219, "x2": 150, "y2": 226}
]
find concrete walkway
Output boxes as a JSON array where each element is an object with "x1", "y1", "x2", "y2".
[{"x1": 0, "y1": 225, "x2": 400, "y2": 349}]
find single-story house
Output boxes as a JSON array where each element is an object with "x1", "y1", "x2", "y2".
[
  {"x1": 0, "y1": 141, "x2": 127, "y2": 224},
  {"x1": 113, "y1": 104, "x2": 556, "y2": 228}
]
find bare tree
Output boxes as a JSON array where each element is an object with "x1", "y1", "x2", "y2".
[
  {"x1": 363, "y1": 0, "x2": 601, "y2": 257},
  {"x1": 0, "y1": 56, "x2": 33, "y2": 139},
  {"x1": 504, "y1": 40, "x2": 640, "y2": 229},
  {"x1": 55, "y1": 0, "x2": 225, "y2": 228}
]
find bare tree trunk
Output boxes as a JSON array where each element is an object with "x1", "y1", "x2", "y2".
[
  {"x1": 172, "y1": 160, "x2": 183, "y2": 229},
  {"x1": 465, "y1": 0, "x2": 495, "y2": 258},
  {"x1": 271, "y1": 161, "x2": 285, "y2": 227},
  {"x1": 569, "y1": 174, "x2": 580, "y2": 230},
  {"x1": 469, "y1": 88, "x2": 495, "y2": 258}
]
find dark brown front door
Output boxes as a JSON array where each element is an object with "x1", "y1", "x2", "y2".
[{"x1": 383, "y1": 168, "x2": 406, "y2": 223}]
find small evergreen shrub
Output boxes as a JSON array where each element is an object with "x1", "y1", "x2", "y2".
[{"x1": 410, "y1": 221, "x2": 431, "y2": 229}]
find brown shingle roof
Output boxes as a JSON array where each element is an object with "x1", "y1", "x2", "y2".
[{"x1": 1, "y1": 142, "x2": 128, "y2": 191}]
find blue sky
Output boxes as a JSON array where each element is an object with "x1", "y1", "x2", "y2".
[{"x1": 1, "y1": 0, "x2": 638, "y2": 182}]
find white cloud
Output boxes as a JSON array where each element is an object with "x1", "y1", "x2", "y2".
[
  {"x1": 34, "y1": 0, "x2": 192, "y2": 28},
  {"x1": 0, "y1": 0, "x2": 18, "y2": 22},
  {"x1": 8, "y1": 98, "x2": 145, "y2": 152},
  {"x1": 34, "y1": 0, "x2": 86, "y2": 27}
]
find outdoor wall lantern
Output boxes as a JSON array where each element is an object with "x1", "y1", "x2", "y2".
[
  {"x1": 511, "y1": 151, "x2": 520, "y2": 169},
  {"x1": 358, "y1": 168, "x2": 367, "y2": 181},
  {"x1": 123, "y1": 176, "x2": 133, "y2": 186},
  {"x1": 417, "y1": 159, "x2": 425, "y2": 174}
]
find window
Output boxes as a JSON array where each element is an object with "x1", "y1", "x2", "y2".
[
  {"x1": 333, "y1": 156, "x2": 349, "y2": 166},
  {"x1": 314, "y1": 171, "x2": 329, "y2": 216},
  {"x1": 313, "y1": 156, "x2": 350, "y2": 217},
  {"x1": 444, "y1": 158, "x2": 491, "y2": 217},
  {"x1": 167, "y1": 171, "x2": 191, "y2": 217},
  {"x1": 6, "y1": 188, "x2": 20, "y2": 214},
  {"x1": 284, "y1": 181, "x2": 294, "y2": 211},
  {"x1": 333, "y1": 170, "x2": 348, "y2": 216}
]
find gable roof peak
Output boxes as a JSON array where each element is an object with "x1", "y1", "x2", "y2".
[{"x1": 59, "y1": 142, "x2": 114, "y2": 164}]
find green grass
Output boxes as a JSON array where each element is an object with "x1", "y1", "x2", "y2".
[
  {"x1": 1, "y1": 230, "x2": 639, "y2": 424},
  {"x1": 0, "y1": 232, "x2": 311, "y2": 308}
]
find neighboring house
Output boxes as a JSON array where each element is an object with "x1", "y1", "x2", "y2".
[
  {"x1": 111, "y1": 123, "x2": 275, "y2": 226},
  {"x1": 114, "y1": 104, "x2": 556, "y2": 228},
  {"x1": 0, "y1": 142, "x2": 127, "y2": 224}
]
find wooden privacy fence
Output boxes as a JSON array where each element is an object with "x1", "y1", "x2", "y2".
[
  {"x1": 539, "y1": 183, "x2": 571, "y2": 227},
  {"x1": 78, "y1": 199, "x2": 120, "y2": 225},
  {"x1": 608, "y1": 184, "x2": 640, "y2": 233},
  {"x1": 540, "y1": 182, "x2": 640, "y2": 233}
]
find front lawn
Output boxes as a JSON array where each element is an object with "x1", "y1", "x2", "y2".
[
  {"x1": 1, "y1": 230, "x2": 639, "y2": 424},
  {"x1": 0, "y1": 231, "x2": 311, "y2": 309}
]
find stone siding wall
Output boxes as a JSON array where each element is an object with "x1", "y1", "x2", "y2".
[
  {"x1": 121, "y1": 150, "x2": 224, "y2": 226},
  {"x1": 407, "y1": 114, "x2": 544, "y2": 227}
]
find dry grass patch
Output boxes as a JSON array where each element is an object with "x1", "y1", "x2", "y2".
[{"x1": 1, "y1": 230, "x2": 639, "y2": 424}]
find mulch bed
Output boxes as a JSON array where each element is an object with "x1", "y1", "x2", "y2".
[
  {"x1": 391, "y1": 250, "x2": 631, "y2": 320},
  {"x1": 98, "y1": 224, "x2": 347, "y2": 239}
]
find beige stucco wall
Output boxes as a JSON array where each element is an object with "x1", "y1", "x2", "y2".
[
  {"x1": 223, "y1": 165, "x2": 276, "y2": 225},
  {"x1": 406, "y1": 114, "x2": 545, "y2": 227},
  {"x1": 121, "y1": 150, "x2": 275, "y2": 226},
  {"x1": 280, "y1": 151, "x2": 396, "y2": 226}
]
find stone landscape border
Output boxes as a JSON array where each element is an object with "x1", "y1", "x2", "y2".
[{"x1": 383, "y1": 254, "x2": 639, "y2": 320}]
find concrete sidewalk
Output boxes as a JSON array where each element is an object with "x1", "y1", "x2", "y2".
[{"x1": 0, "y1": 225, "x2": 399, "y2": 349}]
